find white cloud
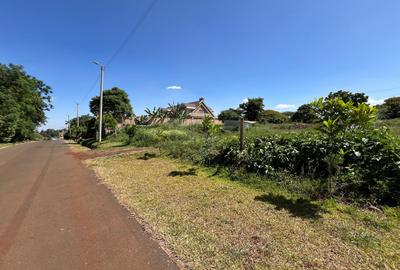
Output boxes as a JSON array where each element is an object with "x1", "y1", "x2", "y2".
[
  {"x1": 166, "y1": 85, "x2": 182, "y2": 90},
  {"x1": 242, "y1": 98, "x2": 249, "y2": 104},
  {"x1": 275, "y1": 104, "x2": 296, "y2": 110},
  {"x1": 368, "y1": 97, "x2": 385, "y2": 106}
]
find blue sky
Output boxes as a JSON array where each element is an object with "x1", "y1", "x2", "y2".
[{"x1": 2, "y1": 0, "x2": 400, "y2": 129}]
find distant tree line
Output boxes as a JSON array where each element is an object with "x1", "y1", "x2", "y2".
[
  {"x1": 0, "y1": 64, "x2": 52, "y2": 142},
  {"x1": 40, "y1": 128, "x2": 63, "y2": 139},
  {"x1": 218, "y1": 90, "x2": 400, "y2": 124},
  {"x1": 218, "y1": 97, "x2": 290, "y2": 124}
]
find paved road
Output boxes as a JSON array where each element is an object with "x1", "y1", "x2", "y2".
[{"x1": 0, "y1": 141, "x2": 178, "y2": 270}]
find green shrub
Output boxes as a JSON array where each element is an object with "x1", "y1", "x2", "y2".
[
  {"x1": 80, "y1": 138, "x2": 98, "y2": 149},
  {"x1": 125, "y1": 125, "x2": 137, "y2": 138},
  {"x1": 160, "y1": 129, "x2": 188, "y2": 140},
  {"x1": 338, "y1": 128, "x2": 400, "y2": 205},
  {"x1": 260, "y1": 110, "x2": 289, "y2": 124},
  {"x1": 212, "y1": 129, "x2": 400, "y2": 205},
  {"x1": 129, "y1": 127, "x2": 161, "y2": 146}
]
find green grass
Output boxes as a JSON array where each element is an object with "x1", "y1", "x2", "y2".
[
  {"x1": 64, "y1": 140, "x2": 90, "y2": 152},
  {"x1": 87, "y1": 151, "x2": 400, "y2": 270},
  {"x1": 0, "y1": 143, "x2": 13, "y2": 149},
  {"x1": 376, "y1": 118, "x2": 400, "y2": 136},
  {"x1": 245, "y1": 122, "x2": 316, "y2": 138}
]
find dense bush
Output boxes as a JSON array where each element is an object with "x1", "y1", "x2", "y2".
[
  {"x1": 260, "y1": 110, "x2": 289, "y2": 124},
  {"x1": 378, "y1": 97, "x2": 400, "y2": 119},
  {"x1": 211, "y1": 129, "x2": 400, "y2": 205},
  {"x1": 129, "y1": 127, "x2": 161, "y2": 146},
  {"x1": 338, "y1": 128, "x2": 400, "y2": 205}
]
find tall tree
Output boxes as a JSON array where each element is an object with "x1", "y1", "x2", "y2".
[
  {"x1": 0, "y1": 64, "x2": 52, "y2": 142},
  {"x1": 89, "y1": 87, "x2": 133, "y2": 123},
  {"x1": 291, "y1": 104, "x2": 317, "y2": 123},
  {"x1": 239, "y1": 98, "x2": 264, "y2": 121}
]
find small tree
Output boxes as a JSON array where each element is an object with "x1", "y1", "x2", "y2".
[
  {"x1": 239, "y1": 98, "x2": 264, "y2": 121},
  {"x1": 378, "y1": 97, "x2": 400, "y2": 119},
  {"x1": 310, "y1": 97, "x2": 377, "y2": 195},
  {"x1": 166, "y1": 103, "x2": 188, "y2": 123},
  {"x1": 291, "y1": 104, "x2": 317, "y2": 123},
  {"x1": 218, "y1": 109, "x2": 240, "y2": 121}
]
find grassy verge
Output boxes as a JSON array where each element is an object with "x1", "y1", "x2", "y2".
[
  {"x1": 0, "y1": 143, "x2": 13, "y2": 149},
  {"x1": 64, "y1": 140, "x2": 90, "y2": 152},
  {"x1": 87, "y1": 151, "x2": 400, "y2": 270},
  {"x1": 376, "y1": 118, "x2": 400, "y2": 136}
]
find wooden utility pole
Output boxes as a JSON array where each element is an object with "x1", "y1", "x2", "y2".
[
  {"x1": 75, "y1": 102, "x2": 79, "y2": 127},
  {"x1": 239, "y1": 117, "x2": 244, "y2": 151}
]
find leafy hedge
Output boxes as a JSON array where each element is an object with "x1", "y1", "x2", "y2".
[
  {"x1": 111, "y1": 121, "x2": 400, "y2": 205},
  {"x1": 212, "y1": 129, "x2": 400, "y2": 205}
]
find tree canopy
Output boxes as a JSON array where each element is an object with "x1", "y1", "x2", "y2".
[
  {"x1": 89, "y1": 87, "x2": 133, "y2": 123},
  {"x1": 378, "y1": 97, "x2": 400, "y2": 119},
  {"x1": 218, "y1": 108, "x2": 241, "y2": 121},
  {"x1": 239, "y1": 98, "x2": 264, "y2": 121},
  {"x1": 65, "y1": 114, "x2": 96, "y2": 139},
  {"x1": 0, "y1": 64, "x2": 52, "y2": 142},
  {"x1": 326, "y1": 90, "x2": 368, "y2": 106},
  {"x1": 40, "y1": 129, "x2": 62, "y2": 139},
  {"x1": 291, "y1": 104, "x2": 317, "y2": 123}
]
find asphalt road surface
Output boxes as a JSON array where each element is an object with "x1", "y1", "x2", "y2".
[{"x1": 0, "y1": 141, "x2": 178, "y2": 270}]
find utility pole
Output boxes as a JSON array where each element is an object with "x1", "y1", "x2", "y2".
[
  {"x1": 67, "y1": 115, "x2": 70, "y2": 132},
  {"x1": 239, "y1": 117, "x2": 244, "y2": 151},
  {"x1": 93, "y1": 61, "x2": 104, "y2": 142},
  {"x1": 75, "y1": 102, "x2": 79, "y2": 127}
]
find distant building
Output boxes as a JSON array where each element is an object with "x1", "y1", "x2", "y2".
[
  {"x1": 164, "y1": 97, "x2": 216, "y2": 120},
  {"x1": 160, "y1": 97, "x2": 222, "y2": 125}
]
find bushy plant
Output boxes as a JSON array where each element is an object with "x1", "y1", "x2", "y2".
[
  {"x1": 213, "y1": 129, "x2": 400, "y2": 205},
  {"x1": 339, "y1": 128, "x2": 400, "y2": 205},
  {"x1": 378, "y1": 97, "x2": 400, "y2": 119},
  {"x1": 160, "y1": 129, "x2": 188, "y2": 140},
  {"x1": 125, "y1": 124, "x2": 137, "y2": 138},
  {"x1": 129, "y1": 127, "x2": 161, "y2": 146},
  {"x1": 260, "y1": 110, "x2": 289, "y2": 124}
]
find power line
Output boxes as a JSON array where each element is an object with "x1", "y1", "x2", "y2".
[
  {"x1": 105, "y1": 0, "x2": 159, "y2": 67},
  {"x1": 79, "y1": 74, "x2": 100, "y2": 104},
  {"x1": 78, "y1": 0, "x2": 159, "y2": 105}
]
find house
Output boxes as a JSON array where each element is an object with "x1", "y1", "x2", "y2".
[
  {"x1": 181, "y1": 97, "x2": 215, "y2": 119},
  {"x1": 162, "y1": 97, "x2": 222, "y2": 125}
]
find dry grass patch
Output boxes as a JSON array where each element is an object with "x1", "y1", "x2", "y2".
[
  {"x1": 64, "y1": 140, "x2": 89, "y2": 152},
  {"x1": 0, "y1": 143, "x2": 13, "y2": 149},
  {"x1": 87, "y1": 152, "x2": 400, "y2": 270}
]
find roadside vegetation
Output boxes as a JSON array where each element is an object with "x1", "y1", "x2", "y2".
[
  {"x1": 81, "y1": 91, "x2": 400, "y2": 206},
  {"x1": 72, "y1": 89, "x2": 400, "y2": 268},
  {"x1": 0, "y1": 143, "x2": 13, "y2": 149},
  {"x1": 0, "y1": 63, "x2": 52, "y2": 143},
  {"x1": 88, "y1": 151, "x2": 400, "y2": 269}
]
